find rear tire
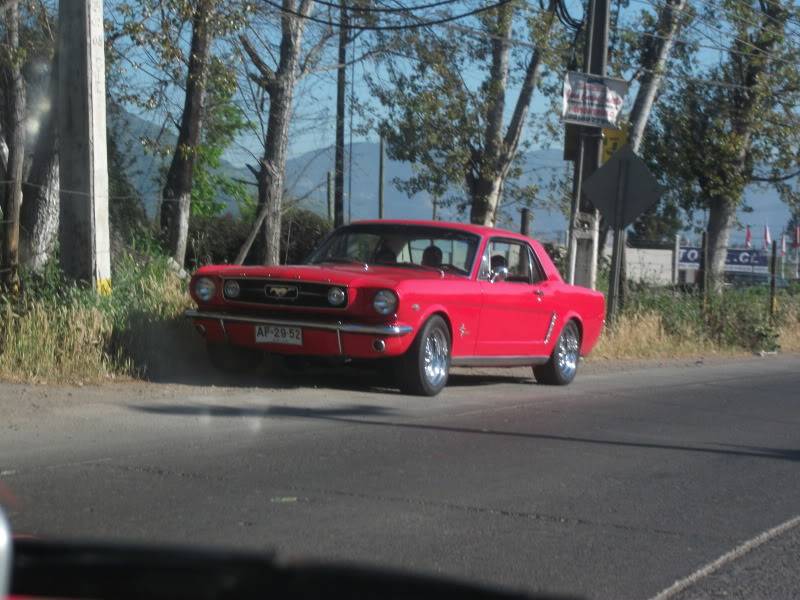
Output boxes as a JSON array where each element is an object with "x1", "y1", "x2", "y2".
[
  {"x1": 533, "y1": 320, "x2": 580, "y2": 385},
  {"x1": 396, "y1": 316, "x2": 450, "y2": 396},
  {"x1": 207, "y1": 343, "x2": 262, "y2": 374}
]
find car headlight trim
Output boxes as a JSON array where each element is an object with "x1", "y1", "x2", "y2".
[
  {"x1": 195, "y1": 277, "x2": 216, "y2": 302},
  {"x1": 327, "y1": 286, "x2": 346, "y2": 306},
  {"x1": 223, "y1": 280, "x2": 241, "y2": 299},
  {"x1": 373, "y1": 289, "x2": 398, "y2": 315}
]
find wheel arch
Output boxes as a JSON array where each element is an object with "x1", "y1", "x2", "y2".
[{"x1": 555, "y1": 312, "x2": 584, "y2": 353}]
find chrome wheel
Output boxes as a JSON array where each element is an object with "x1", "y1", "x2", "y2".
[
  {"x1": 555, "y1": 323, "x2": 580, "y2": 380},
  {"x1": 423, "y1": 328, "x2": 449, "y2": 388}
]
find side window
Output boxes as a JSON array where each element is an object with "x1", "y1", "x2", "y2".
[
  {"x1": 482, "y1": 240, "x2": 532, "y2": 284},
  {"x1": 529, "y1": 246, "x2": 547, "y2": 283}
]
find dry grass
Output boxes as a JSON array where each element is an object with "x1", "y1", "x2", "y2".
[
  {"x1": 778, "y1": 303, "x2": 800, "y2": 352},
  {"x1": 591, "y1": 312, "x2": 727, "y2": 361},
  {"x1": 0, "y1": 256, "x2": 192, "y2": 384}
]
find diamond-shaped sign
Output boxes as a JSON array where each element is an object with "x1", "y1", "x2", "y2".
[{"x1": 583, "y1": 144, "x2": 663, "y2": 229}]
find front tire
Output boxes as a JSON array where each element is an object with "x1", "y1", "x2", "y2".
[
  {"x1": 533, "y1": 320, "x2": 580, "y2": 385},
  {"x1": 397, "y1": 316, "x2": 451, "y2": 396},
  {"x1": 207, "y1": 343, "x2": 262, "y2": 374}
]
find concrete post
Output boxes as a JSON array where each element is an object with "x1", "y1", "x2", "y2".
[
  {"x1": 672, "y1": 233, "x2": 680, "y2": 284},
  {"x1": 57, "y1": 0, "x2": 111, "y2": 291}
]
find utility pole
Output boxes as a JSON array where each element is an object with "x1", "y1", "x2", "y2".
[
  {"x1": 57, "y1": 0, "x2": 111, "y2": 292},
  {"x1": 326, "y1": 170, "x2": 333, "y2": 222},
  {"x1": 569, "y1": 0, "x2": 609, "y2": 289},
  {"x1": 520, "y1": 208, "x2": 531, "y2": 237},
  {"x1": 333, "y1": 1, "x2": 347, "y2": 227},
  {"x1": 378, "y1": 136, "x2": 385, "y2": 219}
]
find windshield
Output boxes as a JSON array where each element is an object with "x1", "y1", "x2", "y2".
[{"x1": 307, "y1": 224, "x2": 481, "y2": 276}]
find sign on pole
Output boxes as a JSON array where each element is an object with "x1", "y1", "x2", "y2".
[
  {"x1": 562, "y1": 72, "x2": 629, "y2": 130},
  {"x1": 602, "y1": 128, "x2": 627, "y2": 164}
]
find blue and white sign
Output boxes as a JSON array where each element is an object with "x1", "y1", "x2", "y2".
[{"x1": 678, "y1": 247, "x2": 770, "y2": 274}]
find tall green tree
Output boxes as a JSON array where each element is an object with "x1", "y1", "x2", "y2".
[
  {"x1": 369, "y1": 0, "x2": 562, "y2": 226},
  {"x1": 109, "y1": 0, "x2": 252, "y2": 266},
  {"x1": 646, "y1": 0, "x2": 800, "y2": 291}
]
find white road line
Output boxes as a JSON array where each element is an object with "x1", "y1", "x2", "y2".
[{"x1": 648, "y1": 514, "x2": 800, "y2": 600}]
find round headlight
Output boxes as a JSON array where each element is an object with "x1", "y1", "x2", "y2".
[
  {"x1": 373, "y1": 290, "x2": 398, "y2": 315},
  {"x1": 194, "y1": 277, "x2": 216, "y2": 302},
  {"x1": 327, "y1": 286, "x2": 346, "y2": 306},
  {"x1": 224, "y1": 280, "x2": 241, "y2": 299}
]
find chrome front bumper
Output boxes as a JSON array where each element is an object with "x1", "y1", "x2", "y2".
[{"x1": 184, "y1": 309, "x2": 414, "y2": 337}]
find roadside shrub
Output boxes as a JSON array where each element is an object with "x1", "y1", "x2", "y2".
[
  {"x1": 0, "y1": 255, "x2": 190, "y2": 383},
  {"x1": 187, "y1": 207, "x2": 332, "y2": 268}
]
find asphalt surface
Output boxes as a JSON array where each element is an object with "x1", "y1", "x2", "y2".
[{"x1": 1, "y1": 355, "x2": 800, "y2": 599}]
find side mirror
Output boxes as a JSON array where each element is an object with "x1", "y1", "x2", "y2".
[{"x1": 490, "y1": 266, "x2": 509, "y2": 283}]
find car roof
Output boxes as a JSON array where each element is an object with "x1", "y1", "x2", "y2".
[{"x1": 350, "y1": 219, "x2": 531, "y2": 241}]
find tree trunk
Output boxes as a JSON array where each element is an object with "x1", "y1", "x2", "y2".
[
  {"x1": 21, "y1": 56, "x2": 60, "y2": 271},
  {"x1": 258, "y1": 79, "x2": 295, "y2": 264},
  {"x1": 628, "y1": 0, "x2": 687, "y2": 153},
  {"x1": 706, "y1": 196, "x2": 736, "y2": 293},
  {"x1": 0, "y1": 134, "x2": 7, "y2": 173},
  {"x1": 236, "y1": 0, "x2": 313, "y2": 265},
  {"x1": 467, "y1": 1, "x2": 556, "y2": 226},
  {"x1": 2, "y1": 2, "x2": 26, "y2": 287},
  {"x1": 160, "y1": 0, "x2": 212, "y2": 266}
]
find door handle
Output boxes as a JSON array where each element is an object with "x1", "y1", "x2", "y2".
[{"x1": 533, "y1": 289, "x2": 545, "y2": 300}]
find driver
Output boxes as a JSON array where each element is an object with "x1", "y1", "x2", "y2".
[{"x1": 421, "y1": 245, "x2": 443, "y2": 268}]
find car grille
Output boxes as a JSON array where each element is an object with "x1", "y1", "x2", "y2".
[{"x1": 223, "y1": 278, "x2": 348, "y2": 309}]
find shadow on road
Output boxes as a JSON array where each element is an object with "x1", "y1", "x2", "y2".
[
  {"x1": 131, "y1": 403, "x2": 396, "y2": 419},
  {"x1": 128, "y1": 402, "x2": 800, "y2": 463}
]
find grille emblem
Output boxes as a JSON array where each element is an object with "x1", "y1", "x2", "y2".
[{"x1": 265, "y1": 285, "x2": 298, "y2": 300}]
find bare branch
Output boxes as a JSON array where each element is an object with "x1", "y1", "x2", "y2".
[
  {"x1": 239, "y1": 34, "x2": 276, "y2": 88},
  {"x1": 751, "y1": 168, "x2": 800, "y2": 182},
  {"x1": 299, "y1": 27, "x2": 334, "y2": 76}
]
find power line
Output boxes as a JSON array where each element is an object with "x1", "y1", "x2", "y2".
[
  {"x1": 259, "y1": 0, "x2": 517, "y2": 30},
  {"x1": 310, "y1": 0, "x2": 464, "y2": 13}
]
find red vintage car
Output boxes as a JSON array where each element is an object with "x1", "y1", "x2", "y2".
[{"x1": 186, "y1": 220, "x2": 605, "y2": 396}]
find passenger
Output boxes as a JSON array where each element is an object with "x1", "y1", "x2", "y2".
[{"x1": 421, "y1": 246, "x2": 443, "y2": 268}]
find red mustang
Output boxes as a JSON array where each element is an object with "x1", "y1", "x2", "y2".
[{"x1": 186, "y1": 220, "x2": 605, "y2": 396}]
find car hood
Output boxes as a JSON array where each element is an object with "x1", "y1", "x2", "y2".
[{"x1": 194, "y1": 263, "x2": 465, "y2": 288}]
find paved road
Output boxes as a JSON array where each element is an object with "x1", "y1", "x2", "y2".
[{"x1": 1, "y1": 355, "x2": 800, "y2": 599}]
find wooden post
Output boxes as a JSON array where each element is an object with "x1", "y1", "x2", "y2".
[
  {"x1": 769, "y1": 240, "x2": 778, "y2": 320},
  {"x1": 606, "y1": 156, "x2": 628, "y2": 324},
  {"x1": 700, "y1": 231, "x2": 708, "y2": 313}
]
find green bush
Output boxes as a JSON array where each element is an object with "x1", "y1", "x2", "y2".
[{"x1": 186, "y1": 208, "x2": 332, "y2": 268}]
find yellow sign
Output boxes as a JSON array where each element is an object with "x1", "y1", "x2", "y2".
[
  {"x1": 602, "y1": 128, "x2": 628, "y2": 164},
  {"x1": 96, "y1": 278, "x2": 112, "y2": 296}
]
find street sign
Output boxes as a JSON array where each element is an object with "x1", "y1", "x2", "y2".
[
  {"x1": 582, "y1": 144, "x2": 663, "y2": 229},
  {"x1": 602, "y1": 128, "x2": 627, "y2": 164},
  {"x1": 562, "y1": 72, "x2": 629, "y2": 130},
  {"x1": 679, "y1": 247, "x2": 770, "y2": 274}
]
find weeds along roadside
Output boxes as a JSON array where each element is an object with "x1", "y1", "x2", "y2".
[
  {"x1": 0, "y1": 254, "x2": 191, "y2": 384},
  {"x1": 0, "y1": 257, "x2": 798, "y2": 383},
  {"x1": 593, "y1": 283, "x2": 800, "y2": 360}
]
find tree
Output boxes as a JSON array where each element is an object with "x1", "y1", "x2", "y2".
[
  {"x1": 158, "y1": 0, "x2": 214, "y2": 265},
  {"x1": 1, "y1": 0, "x2": 26, "y2": 288},
  {"x1": 235, "y1": 0, "x2": 332, "y2": 265},
  {"x1": 108, "y1": 0, "x2": 251, "y2": 266},
  {"x1": 369, "y1": 0, "x2": 561, "y2": 226},
  {"x1": 647, "y1": 0, "x2": 800, "y2": 291}
]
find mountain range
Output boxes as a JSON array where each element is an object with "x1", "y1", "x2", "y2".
[{"x1": 112, "y1": 110, "x2": 793, "y2": 246}]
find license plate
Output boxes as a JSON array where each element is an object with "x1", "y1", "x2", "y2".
[{"x1": 255, "y1": 325, "x2": 303, "y2": 346}]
